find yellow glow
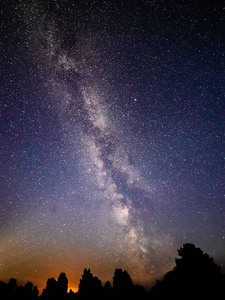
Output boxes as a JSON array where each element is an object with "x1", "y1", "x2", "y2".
[{"x1": 68, "y1": 286, "x2": 78, "y2": 293}]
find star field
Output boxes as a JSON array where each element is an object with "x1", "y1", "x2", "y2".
[{"x1": 0, "y1": 0, "x2": 224, "y2": 292}]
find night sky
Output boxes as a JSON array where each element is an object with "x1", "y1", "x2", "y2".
[{"x1": 1, "y1": 0, "x2": 224, "y2": 292}]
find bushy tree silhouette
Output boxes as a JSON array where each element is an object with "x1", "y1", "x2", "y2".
[
  {"x1": 102, "y1": 280, "x2": 112, "y2": 298},
  {"x1": 0, "y1": 278, "x2": 39, "y2": 300},
  {"x1": 113, "y1": 268, "x2": 134, "y2": 298},
  {"x1": 41, "y1": 277, "x2": 58, "y2": 299},
  {"x1": 0, "y1": 244, "x2": 224, "y2": 300},
  {"x1": 58, "y1": 272, "x2": 68, "y2": 298},
  {"x1": 16, "y1": 281, "x2": 39, "y2": 300},
  {"x1": 78, "y1": 268, "x2": 102, "y2": 298},
  {"x1": 151, "y1": 243, "x2": 225, "y2": 299},
  {"x1": 41, "y1": 272, "x2": 68, "y2": 300}
]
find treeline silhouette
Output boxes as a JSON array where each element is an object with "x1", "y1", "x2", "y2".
[{"x1": 0, "y1": 243, "x2": 224, "y2": 299}]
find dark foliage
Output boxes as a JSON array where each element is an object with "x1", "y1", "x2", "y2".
[
  {"x1": 0, "y1": 243, "x2": 224, "y2": 300},
  {"x1": 0, "y1": 278, "x2": 39, "y2": 300},
  {"x1": 78, "y1": 268, "x2": 103, "y2": 298},
  {"x1": 113, "y1": 268, "x2": 134, "y2": 299},
  {"x1": 41, "y1": 273, "x2": 68, "y2": 300},
  {"x1": 151, "y1": 243, "x2": 225, "y2": 299}
]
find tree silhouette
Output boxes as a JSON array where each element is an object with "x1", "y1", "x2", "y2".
[
  {"x1": 0, "y1": 281, "x2": 7, "y2": 299},
  {"x1": 58, "y1": 272, "x2": 68, "y2": 298},
  {"x1": 16, "y1": 281, "x2": 39, "y2": 300},
  {"x1": 102, "y1": 281, "x2": 112, "y2": 299},
  {"x1": 103, "y1": 280, "x2": 112, "y2": 291},
  {"x1": 113, "y1": 268, "x2": 134, "y2": 297},
  {"x1": 133, "y1": 284, "x2": 146, "y2": 298},
  {"x1": 0, "y1": 279, "x2": 39, "y2": 300},
  {"x1": 41, "y1": 273, "x2": 68, "y2": 300},
  {"x1": 78, "y1": 268, "x2": 102, "y2": 298},
  {"x1": 151, "y1": 243, "x2": 225, "y2": 299},
  {"x1": 41, "y1": 277, "x2": 58, "y2": 299},
  {"x1": 0, "y1": 243, "x2": 224, "y2": 299}
]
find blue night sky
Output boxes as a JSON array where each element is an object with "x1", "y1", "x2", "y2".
[{"x1": 1, "y1": 0, "x2": 224, "y2": 292}]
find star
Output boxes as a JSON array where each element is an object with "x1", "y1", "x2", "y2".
[{"x1": 1, "y1": 0, "x2": 224, "y2": 293}]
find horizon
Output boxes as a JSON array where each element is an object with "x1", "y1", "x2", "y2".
[
  {"x1": 1, "y1": 243, "x2": 225, "y2": 299},
  {"x1": 1, "y1": 242, "x2": 225, "y2": 293}
]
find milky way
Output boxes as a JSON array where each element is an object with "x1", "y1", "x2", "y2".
[
  {"x1": 1, "y1": 0, "x2": 224, "y2": 291},
  {"x1": 36, "y1": 12, "x2": 170, "y2": 279}
]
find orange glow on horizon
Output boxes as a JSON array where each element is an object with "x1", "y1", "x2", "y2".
[{"x1": 68, "y1": 286, "x2": 79, "y2": 293}]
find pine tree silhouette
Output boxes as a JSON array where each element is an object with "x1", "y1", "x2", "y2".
[
  {"x1": 0, "y1": 244, "x2": 224, "y2": 300},
  {"x1": 78, "y1": 268, "x2": 102, "y2": 297},
  {"x1": 151, "y1": 243, "x2": 225, "y2": 299}
]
